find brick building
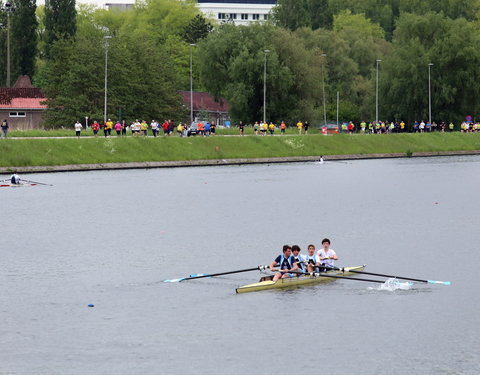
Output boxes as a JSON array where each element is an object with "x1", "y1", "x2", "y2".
[{"x1": 0, "y1": 76, "x2": 47, "y2": 130}]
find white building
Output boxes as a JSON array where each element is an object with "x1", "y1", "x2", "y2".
[
  {"x1": 197, "y1": 0, "x2": 277, "y2": 25},
  {"x1": 101, "y1": 1, "x2": 276, "y2": 25}
]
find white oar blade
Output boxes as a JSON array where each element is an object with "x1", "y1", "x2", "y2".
[
  {"x1": 189, "y1": 273, "x2": 210, "y2": 278},
  {"x1": 163, "y1": 278, "x2": 185, "y2": 283},
  {"x1": 428, "y1": 280, "x2": 451, "y2": 285}
]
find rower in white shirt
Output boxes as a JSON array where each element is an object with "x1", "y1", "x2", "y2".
[{"x1": 316, "y1": 238, "x2": 339, "y2": 271}]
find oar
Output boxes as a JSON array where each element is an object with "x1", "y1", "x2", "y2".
[
  {"x1": 21, "y1": 179, "x2": 52, "y2": 186},
  {"x1": 285, "y1": 270, "x2": 385, "y2": 284},
  {"x1": 164, "y1": 265, "x2": 269, "y2": 283},
  {"x1": 345, "y1": 269, "x2": 451, "y2": 285}
]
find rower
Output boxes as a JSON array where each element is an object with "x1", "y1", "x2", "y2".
[
  {"x1": 270, "y1": 245, "x2": 298, "y2": 281},
  {"x1": 316, "y1": 238, "x2": 339, "y2": 271},
  {"x1": 10, "y1": 172, "x2": 20, "y2": 184},
  {"x1": 291, "y1": 245, "x2": 306, "y2": 275},
  {"x1": 305, "y1": 244, "x2": 317, "y2": 272}
]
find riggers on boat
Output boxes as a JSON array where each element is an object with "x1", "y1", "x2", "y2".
[{"x1": 235, "y1": 265, "x2": 366, "y2": 293}]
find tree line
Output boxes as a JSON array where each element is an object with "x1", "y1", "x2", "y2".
[{"x1": 1, "y1": 0, "x2": 479, "y2": 127}]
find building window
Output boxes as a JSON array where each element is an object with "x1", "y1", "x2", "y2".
[
  {"x1": 264, "y1": 14, "x2": 269, "y2": 20},
  {"x1": 252, "y1": 14, "x2": 259, "y2": 20},
  {"x1": 218, "y1": 13, "x2": 226, "y2": 20},
  {"x1": 229, "y1": 13, "x2": 237, "y2": 20},
  {"x1": 241, "y1": 13, "x2": 248, "y2": 20},
  {"x1": 9, "y1": 112, "x2": 26, "y2": 117}
]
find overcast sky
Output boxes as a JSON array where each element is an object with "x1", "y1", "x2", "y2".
[{"x1": 36, "y1": 0, "x2": 134, "y2": 7}]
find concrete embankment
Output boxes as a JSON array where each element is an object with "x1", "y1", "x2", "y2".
[{"x1": 2, "y1": 150, "x2": 480, "y2": 174}]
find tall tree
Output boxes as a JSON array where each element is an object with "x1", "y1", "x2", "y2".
[
  {"x1": 10, "y1": 0, "x2": 38, "y2": 79},
  {"x1": 182, "y1": 14, "x2": 213, "y2": 44},
  {"x1": 44, "y1": 0, "x2": 76, "y2": 58}
]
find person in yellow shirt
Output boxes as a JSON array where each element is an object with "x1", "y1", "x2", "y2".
[
  {"x1": 297, "y1": 121, "x2": 303, "y2": 134},
  {"x1": 400, "y1": 121, "x2": 405, "y2": 132},
  {"x1": 268, "y1": 122, "x2": 275, "y2": 135},
  {"x1": 177, "y1": 123, "x2": 184, "y2": 137},
  {"x1": 140, "y1": 120, "x2": 148, "y2": 136},
  {"x1": 105, "y1": 118, "x2": 114, "y2": 136}
]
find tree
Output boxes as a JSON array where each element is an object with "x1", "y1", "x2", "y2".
[
  {"x1": 0, "y1": 2, "x2": 7, "y2": 86},
  {"x1": 381, "y1": 12, "x2": 480, "y2": 123},
  {"x1": 44, "y1": 0, "x2": 77, "y2": 58},
  {"x1": 10, "y1": 0, "x2": 38, "y2": 79},
  {"x1": 182, "y1": 14, "x2": 213, "y2": 44}
]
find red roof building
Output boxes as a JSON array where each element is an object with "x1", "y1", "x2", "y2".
[
  {"x1": 178, "y1": 91, "x2": 230, "y2": 125},
  {"x1": 0, "y1": 76, "x2": 47, "y2": 130}
]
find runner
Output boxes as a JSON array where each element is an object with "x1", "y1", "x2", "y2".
[
  {"x1": 239, "y1": 121, "x2": 245, "y2": 136},
  {"x1": 91, "y1": 121, "x2": 100, "y2": 137},
  {"x1": 269, "y1": 245, "x2": 298, "y2": 281},
  {"x1": 1, "y1": 119, "x2": 8, "y2": 138},
  {"x1": 74, "y1": 120, "x2": 83, "y2": 137},
  {"x1": 280, "y1": 121, "x2": 286, "y2": 135},
  {"x1": 268, "y1": 122, "x2": 275, "y2": 135},
  {"x1": 253, "y1": 121, "x2": 259, "y2": 135},
  {"x1": 296, "y1": 120, "x2": 303, "y2": 135},
  {"x1": 304, "y1": 121, "x2": 309, "y2": 135},
  {"x1": 114, "y1": 121, "x2": 122, "y2": 136}
]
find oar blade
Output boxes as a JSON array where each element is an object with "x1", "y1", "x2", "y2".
[
  {"x1": 189, "y1": 273, "x2": 210, "y2": 278},
  {"x1": 163, "y1": 278, "x2": 185, "y2": 283},
  {"x1": 427, "y1": 280, "x2": 451, "y2": 286}
]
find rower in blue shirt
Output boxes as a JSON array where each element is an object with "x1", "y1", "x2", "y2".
[
  {"x1": 291, "y1": 245, "x2": 306, "y2": 275},
  {"x1": 270, "y1": 245, "x2": 298, "y2": 281}
]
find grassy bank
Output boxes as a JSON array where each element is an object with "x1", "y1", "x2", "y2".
[{"x1": 1, "y1": 133, "x2": 480, "y2": 168}]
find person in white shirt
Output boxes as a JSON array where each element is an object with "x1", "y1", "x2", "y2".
[
  {"x1": 316, "y1": 238, "x2": 338, "y2": 271},
  {"x1": 74, "y1": 121, "x2": 83, "y2": 137},
  {"x1": 10, "y1": 172, "x2": 20, "y2": 184}
]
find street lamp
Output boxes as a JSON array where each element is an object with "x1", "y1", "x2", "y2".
[
  {"x1": 2, "y1": 2, "x2": 14, "y2": 87},
  {"x1": 104, "y1": 35, "x2": 112, "y2": 125},
  {"x1": 263, "y1": 49, "x2": 270, "y2": 124},
  {"x1": 376, "y1": 59, "x2": 382, "y2": 126},
  {"x1": 321, "y1": 53, "x2": 327, "y2": 126},
  {"x1": 428, "y1": 63, "x2": 434, "y2": 125},
  {"x1": 190, "y1": 43, "x2": 196, "y2": 124}
]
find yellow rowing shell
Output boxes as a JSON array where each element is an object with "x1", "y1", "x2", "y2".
[{"x1": 235, "y1": 265, "x2": 366, "y2": 293}]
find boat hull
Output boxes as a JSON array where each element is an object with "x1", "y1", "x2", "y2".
[
  {"x1": 0, "y1": 183, "x2": 37, "y2": 188},
  {"x1": 235, "y1": 265, "x2": 366, "y2": 293}
]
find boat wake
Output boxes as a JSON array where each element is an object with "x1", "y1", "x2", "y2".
[{"x1": 368, "y1": 278, "x2": 413, "y2": 291}]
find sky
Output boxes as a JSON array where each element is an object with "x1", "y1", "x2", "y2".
[{"x1": 36, "y1": 0, "x2": 135, "y2": 7}]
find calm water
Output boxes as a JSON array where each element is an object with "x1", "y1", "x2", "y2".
[{"x1": 1, "y1": 156, "x2": 479, "y2": 374}]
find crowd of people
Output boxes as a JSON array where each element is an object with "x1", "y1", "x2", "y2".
[
  {"x1": 71, "y1": 118, "x2": 480, "y2": 137},
  {"x1": 74, "y1": 119, "x2": 218, "y2": 138},
  {"x1": 270, "y1": 238, "x2": 338, "y2": 282}
]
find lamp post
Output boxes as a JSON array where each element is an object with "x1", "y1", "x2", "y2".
[
  {"x1": 263, "y1": 49, "x2": 270, "y2": 124},
  {"x1": 321, "y1": 53, "x2": 327, "y2": 126},
  {"x1": 190, "y1": 43, "x2": 196, "y2": 124},
  {"x1": 2, "y1": 2, "x2": 14, "y2": 87},
  {"x1": 375, "y1": 59, "x2": 382, "y2": 125},
  {"x1": 428, "y1": 63, "x2": 434, "y2": 125},
  {"x1": 104, "y1": 35, "x2": 112, "y2": 125}
]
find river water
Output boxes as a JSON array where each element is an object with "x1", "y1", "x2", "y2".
[{"x1": 1, "y1": 156, "x2": 479, "y2": 374}]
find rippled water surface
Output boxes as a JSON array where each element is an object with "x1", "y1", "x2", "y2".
[{"x1": 1, "y1": 156, "x2": 479, "y2": 374}]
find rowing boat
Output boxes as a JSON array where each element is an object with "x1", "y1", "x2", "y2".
[
  {"x1": 0, "y1": 182, "x2": 37, "y2": 188},
  {"x1": 235, "y1": 265, "x2": 366, "y2": 293}
]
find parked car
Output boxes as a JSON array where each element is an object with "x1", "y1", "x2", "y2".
[
  {"x1": 319, "y1": 123, "x2": 339, "y2": 134},
  {"x1": 187, "y1": 122, "x2": 199, "y2": 137}
]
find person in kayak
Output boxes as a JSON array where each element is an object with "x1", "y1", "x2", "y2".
[
  {"x1": 10, "y1": 172, "x2": 20, "y2": 184},
  {"x1": 316, "y1": 238, "x2": 339, "y2": 271},
  {"x1": 270, "y1": 245, "x2": 298, "y2": 281}
]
